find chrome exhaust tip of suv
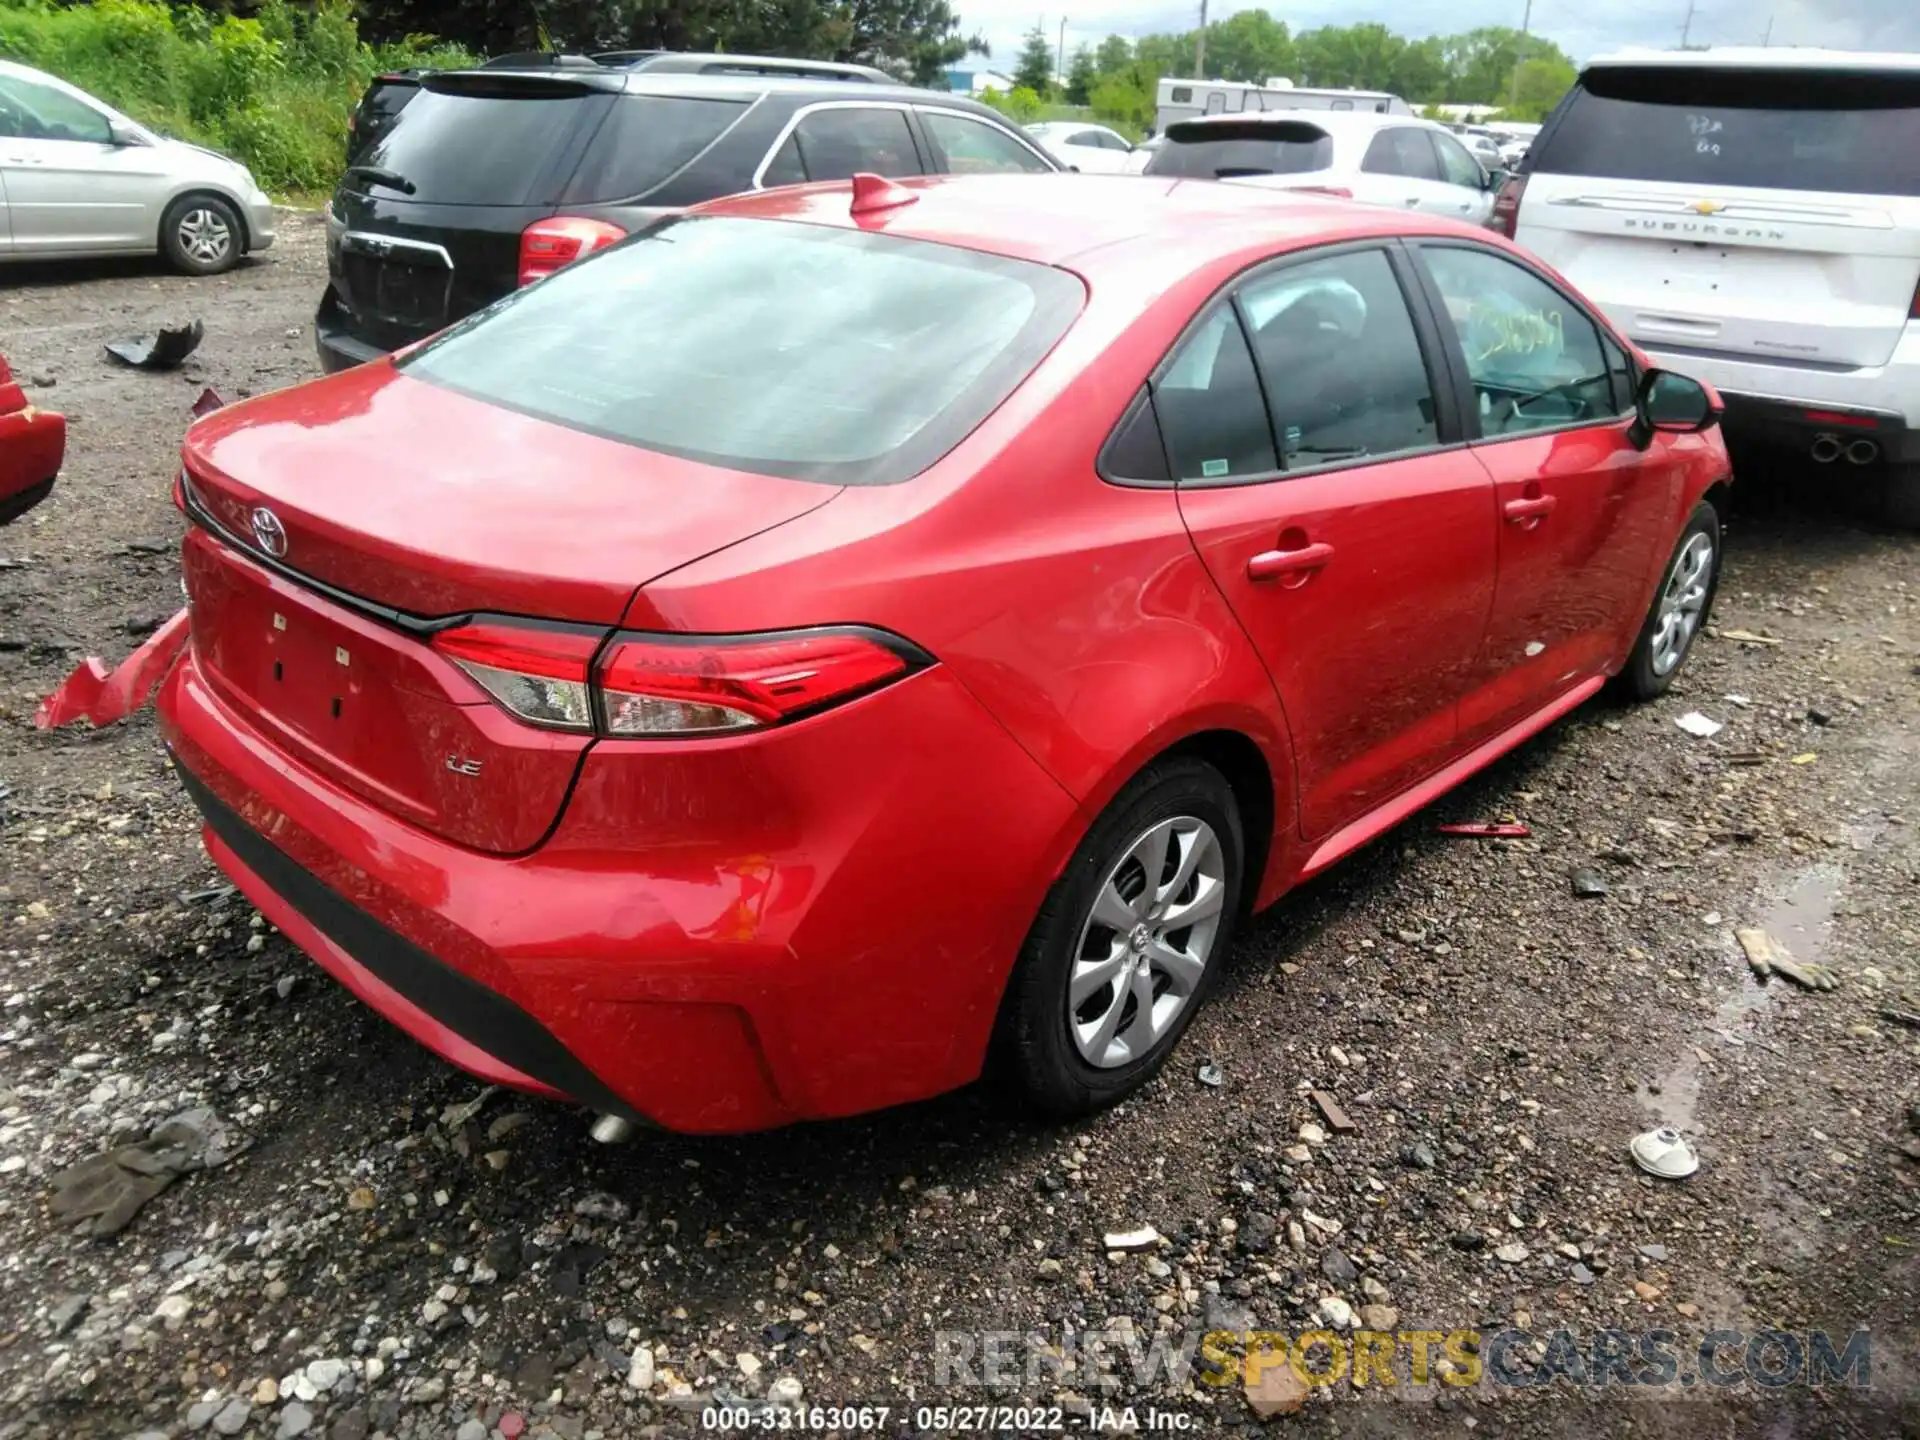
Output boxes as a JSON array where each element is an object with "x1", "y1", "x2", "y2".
[
  {"x1": 1844, "y1": 437, "x2": 1880, "y2": 466},
  {"x1": 1810, "y1": 433, "x2": 1844, "y2": 464},
  {"x1": 589, "y1": 1113, "x2": 636, "y2": 1145}
]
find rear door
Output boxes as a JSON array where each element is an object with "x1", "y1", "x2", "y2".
[
  {"x1": 1430, "y1": 130, "x2": 1496, "y2": 226},
  {"x1": 916, "y1": 109, "x2": 1055, "y2": 175},
  {"x1": 1166, "y1": 244, "x2": 1497, "y2": 841},
  {"x1": 1518, "y1": 64, "x2": 1920, "y2": 370},
  {"x1": 1356, "y1": 125, "x2": 1438, "y2": 212},
  {"x1": 755, "y1": 103, "x2": 924, "y2": 185},
  {"x1": 1410, "y1": 241, "x2": 1681, "y2": 740}
]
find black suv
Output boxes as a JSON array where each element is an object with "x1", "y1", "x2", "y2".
[{"x1": 318, "y1": 71, "x2": 1055, "y2": 372}]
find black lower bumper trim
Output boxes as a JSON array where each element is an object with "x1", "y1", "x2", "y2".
[
  {"x1": 0, "y1": 475, "x2": 54, "y2": 525},
  {"x1": 173, "y1": 756, "x2": 646, "y2": 1124}
]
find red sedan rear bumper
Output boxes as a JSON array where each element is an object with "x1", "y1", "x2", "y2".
[{"x1": 157, "y1": 640, "x2": 1078, "y2": 1133}]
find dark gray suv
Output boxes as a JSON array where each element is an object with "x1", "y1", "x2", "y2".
[{"x1": 318, "y1": 71, "x2": 1058, "y2": 373}]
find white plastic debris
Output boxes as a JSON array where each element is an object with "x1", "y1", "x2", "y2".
[
  {"x1": 1629, "y1": 1126, "x2": 1700, "y2": 1179},
  {"x1": 1675, "y1": 711, "x2": 1724, "y2": 738},
  {"x1": 1103, "y1": 1226, "x2": 1162, "y2": 1252}
]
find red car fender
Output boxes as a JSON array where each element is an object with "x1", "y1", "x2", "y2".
[{"x1": 35, "y1": 608, "x2": 191, "y2": 729}]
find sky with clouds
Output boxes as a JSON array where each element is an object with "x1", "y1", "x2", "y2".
[{"x1": 956, "y1": 0, "x2": 1920, "y2": 78}]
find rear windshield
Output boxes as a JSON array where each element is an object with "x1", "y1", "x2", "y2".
[
  {"x1": 352, "y1": 79, "x2": 600, "y2": 205},
  {"x1": 1532, "y1": 66, "x2": 1920, "y2": 196},
  {"x1": 397, "y1": 217, "x2": 1085, "y2": 485},
  {"x1": 1145, "y1": 122, "x2": 1333, "y2": 179}
]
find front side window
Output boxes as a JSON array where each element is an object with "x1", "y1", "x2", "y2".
[
  {"x1": 920, "y1": 111, "x2": 1051, "y2": 174},
  {"x1": 1432, "y1": 132, "x2": 1485, "y2": 188},
  {"x1": 1239, "y1": 249, "x2": 1438, "y2": 469},
  {"x1": 1421, "y1": 245, "x2": 1621, "y2": 436},
  {"x1": 399, "y1": 217, "x2": 1083, "y2": 486},
  {"x1": 1154, "y1": 308, "x2": 1277, "y2": 481},
  {"x1": 1362, "y1": 127, "x2": 1440, "y2": 181},
  {"x1": 0, "y1": 74, "x2": 112, "y2": 144},
  {"x1": 785, "y1": 107, "x2": 919, "y2": 182}
]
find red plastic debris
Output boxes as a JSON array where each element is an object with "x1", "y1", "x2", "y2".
[
  {"x1": 1436, "y1": 821, "x2": 1531, "y2": 839},
  {"x1": 34, "y1": 607, "x2": 189, "y2": 729},
  {"x1": 497, "y1": 1414, "x2": 526, "y2": 1439}
]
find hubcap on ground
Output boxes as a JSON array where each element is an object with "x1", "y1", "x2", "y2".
[
  {"x1": 178, "y1": 209, "x2": 232, "y2": 266},
  {"x1": 1068, "y1": 815, "x2": 1226, "y2": 1069},
  {"x1": 1650, "y1": 531, "x2": 1714, "y2": 676}
]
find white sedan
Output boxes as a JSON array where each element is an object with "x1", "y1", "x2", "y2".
[
  {"x1": 1023, "y1": 122, "x2": 1142, "y2": 175},
  {"x1": 1143, "y1": 110, "x2": 1501, "y2": 227},
  {"x1": 0, "y1": 58, "x2": 275, "y2": 274}
]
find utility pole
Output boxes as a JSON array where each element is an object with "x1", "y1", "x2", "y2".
[
  {"x1": 1194, "y1": 0, "x2": 1208, "y2": 79},
  {"x1": 1680, "y1": 0, "x2": 1697, "y2": 48},
  {"x1": 1056, "y1": 16, "x2": 1066, "y2": 93},
  {"x1": 1507, "y1": 0, "x2": 1532, "y2": 111},
  {"x1": 1762, "y1": 14, "x2": 1773, "y2": 45}
]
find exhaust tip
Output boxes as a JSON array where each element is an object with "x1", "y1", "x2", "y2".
[
  {"x1": 1845, "y1": 438, "x2": 1880, "y2": 466},
  {"x1": 589, "y1": 1114, "x2": 636, "y2": 1145},
  {"x1": 1810, "y1": 433, "x2": 1843, "y2": 464}
]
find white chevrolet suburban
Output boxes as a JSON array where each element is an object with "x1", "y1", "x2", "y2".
[{"x1": 1500, "y1": 48, "x2": 1920, "y2": 526}]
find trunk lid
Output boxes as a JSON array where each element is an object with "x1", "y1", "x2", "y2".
[
  {"x1": 179, "y1": 365, "x2": 839, "y2": 853},
  {"x1": 1518, "y1": 63, "x2": 1920, "y2": 370}
]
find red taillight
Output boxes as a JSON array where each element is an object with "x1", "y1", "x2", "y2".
[
  {"x1": 1911, "y1": 276, "x2": 1920, "y2": 319},
  {"x1": 596, "y1": 629, "x2": 920, "y2": 737},
  {"x1": 433, "y1": 621, "x2": 925, "y2": 737},
  {"x1": 433, "y1": 619, "x2": 601, "y2": 731},
  {"x1": 1491, "y1": 174, "x2": 1526, "y2": 238},
  {"x1": 517, "y1": 217, "x2": 627, "y2": 286}
]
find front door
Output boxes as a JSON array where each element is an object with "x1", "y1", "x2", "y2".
[
  {"x1": 0, "y1": 72, "x2": 157, "y2": 251},
  {"x1": 1411, "y1": 241, "x2": 1684, "y2": 742},
  {"x1": 1164, "y1": 244, "x2": 1498, "y2": 840}
]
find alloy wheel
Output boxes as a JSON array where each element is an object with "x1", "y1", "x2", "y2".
[
  {"x1": 1067, "y1": 815, "x2": 1226, "y2": 1069},
  {"x1": 1649, "y1": 531, "x2": 1714, "y2": 676},
  {"x1": 177, "y1": 208, "x2": 233, "y2": 267}
]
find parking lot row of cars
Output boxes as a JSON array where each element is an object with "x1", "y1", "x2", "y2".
[{"x1": 7, "y1": 42, "x2": 1919, "y2": 1137}]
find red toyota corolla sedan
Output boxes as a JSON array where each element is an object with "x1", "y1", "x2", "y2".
[{"x1": 158, "y1": 174, "x2": 1730, "y2": 1134}]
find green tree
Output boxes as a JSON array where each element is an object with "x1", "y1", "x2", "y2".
[
  {"x1": 1444, "y1": 26, "x2": 1571, "y2": 105},
  {"x1": 1065, "y1": 44, "x2": 1096, "y2": 105},
  {"x1": 1390, "y1": 35, "x2": 1450, "y2": 103},
  {"x1": 1134, "y1": 31, "x2": 1195, "y2": 80},
  {"x1": 1202, "y1": 9, "x2": 1292, "y2": 84},
  {"x1": 1089, "y1": 62, "x2": 1155, "y2": 134},
  {"x1": 1506, "y1": 55, "x2": 1575, "y2": 120},
  {"x1": 1012, "y1": 22, "x2": 1055, "y2": 93},
  {"x1": 1094, "y1": 33, "x2": 1133, "y2": 75}
]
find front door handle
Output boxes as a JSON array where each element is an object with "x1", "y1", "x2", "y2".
[
  {"x1": 1248, "y1": 541, "x2": 1335, "y2": 581},
  {"x1": 1503, "y1": 494, "x2": 1558, "y2": 523}
]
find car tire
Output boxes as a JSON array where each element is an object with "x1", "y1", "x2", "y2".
[
  {"x1": 1878, "y1": 463, "x2": 1920, "y2": 530},
  {"x1": 160, "y1": 195, "x2": 244, "y2": 276},
  {"x1": 1617, "y1": 500, "x2": 1722, "y2": 701},
  {"x1": 993, "y1": 756, "x2": 1245, "y2": 1119}
]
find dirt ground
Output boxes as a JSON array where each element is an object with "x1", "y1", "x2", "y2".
[{"x1": 1, "y1": 215, "x2": 1918, "y2": 1440}]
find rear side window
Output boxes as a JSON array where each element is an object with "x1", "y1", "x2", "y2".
[
  {"x1": 398, "y1": 217, "x2": 1084, "y2": 486},
  {"x1": 563, "y1": 95, "x2": 747, "y2": 202},
  {"x1": 920, "y1": 111, "x2": 1052, "y2": 174},
  {"x1": 1145, "y1": 121, "x2": 1333, "y2": 179},
  {"x1": 1532, "y1": 66, "x2": 1920, "y2": 196},
  {"x1": 357, "y1": 80, "x2": 599, "y2": 205},
  {"x1": 1154, "y1": 309, "x2": 1278, "y2": 480},
  {"x1": 1362, "y1": 128, "x2": 1440, "y2": 181},
  {"x1": 767, "y1": 107, "x2": 920, "y2": 183}
]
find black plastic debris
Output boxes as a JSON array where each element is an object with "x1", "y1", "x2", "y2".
[
  {"x1": 190, "y1": 386, "x2": 226, "y2": 416},
  {"x1": 1570, "y1": 866, "x2": 1610, "y2": 898},
  {"x1": 104, "y1": 320, "x2": 204, "y2": 371}
]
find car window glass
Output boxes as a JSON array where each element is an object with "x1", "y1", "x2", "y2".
[
  {"x1": 564, "y1": 96, "x2": 747, "y2": 202},
  {"x1": 1153, "y1": 309, "x2": 1277, "y2": 481},
  {"x1": 1432, "y1": 132, "x2": 1484, "y2": 188},
  {"x1": 1069, "y1": 129, "x2": 1104, "y2": 146},
  {"x1": 0, "y1": 74, "x2": 111, "y2": 144},
  {"x1": 921, "y1": 111, "x2": 1051, "y2": 173},
  {"x1": 1385, "y1": 127, "x2": 1440, "y2": 180},
  {"x1": 1101, "y1": 389, "x2": 1171, "y2": 483},
  {"x1": 1423, "y1": 246, "x2": 1621, "y2": 435},
  {"x1": 361, "y1": 82, "x2": 595, "y2": 205},
  {"x1": 1603, "y1": 333, "x2": 1636, "y2": 413},
  {"x1": 1097, "y1": 131, "x2": 1129, "y2": 151},
  {"x1": 791, "y1": 107, "x2": 919, "y2": 181},
  {"x1": 1240, "y1": 249, "x2": 1437, "y2": 470},
  {"x1": 760, "y1": 134, "x2": 806, "y2": 186}
]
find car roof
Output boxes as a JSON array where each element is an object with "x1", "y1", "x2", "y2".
[
  {"x1": 1586, "y1": 46, "x2": 1920, "y2": 74},
  {"x1": 699, "y1": 172, "x2": 1488, "y2": 274},
  {"x1": 1167, "y1": 109, "x2": 1436, "y2": 139},
  {"x1": 434, "y1": 67, "x2": 989, "y2": 109}
]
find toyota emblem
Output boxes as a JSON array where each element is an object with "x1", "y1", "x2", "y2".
[{"x1": 250, "y1": 506, "x2": 288, "y2": 558}]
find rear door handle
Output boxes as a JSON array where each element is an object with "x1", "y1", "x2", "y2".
[
  {"x1": 1248, "y1": 541, "x2": 1335, "y2": 580},
  {"x1": 1503, "y1": 494, "x2": 1558, "y2": 522}
]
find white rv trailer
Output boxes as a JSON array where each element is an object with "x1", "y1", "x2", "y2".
[{"x1": 1153, "y1": 77, "x2": 1412, "y2": 133}]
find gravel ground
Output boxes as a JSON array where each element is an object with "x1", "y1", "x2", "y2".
[{"x1": 1, "y1": 215, "x2": 1918, "y2": 1440}]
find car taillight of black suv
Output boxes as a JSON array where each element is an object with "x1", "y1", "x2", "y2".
[{"x1": 316, "y1": 70, "x2": 1058, "y2": 374}]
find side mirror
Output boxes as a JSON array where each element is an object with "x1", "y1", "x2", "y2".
[
  {"x1": 108, "y1": 119, "x2": 147, "y2": 147},
  {"x1": 1483, "y1": 166, "x2": 1509, "y2": 191},
  {"x1": 1631, "y1": 368, "x2": 1723, "y2": 449}
]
